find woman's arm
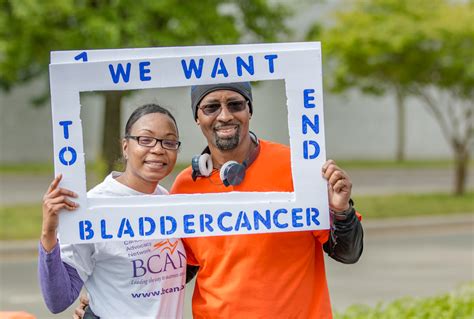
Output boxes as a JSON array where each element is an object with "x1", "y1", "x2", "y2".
[
  {"x1": 38, "y1": 241, "x2": 84, "y2": 313},
  {"x1": 39, "y1": 174, "x2": 82, "y2": 313}
]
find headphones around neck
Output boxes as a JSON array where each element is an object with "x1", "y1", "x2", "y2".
[{"x1": 191, "y1": 132, "x2": 260, "y2": 187}]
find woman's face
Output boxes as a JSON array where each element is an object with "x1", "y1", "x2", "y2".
[{"x1": 122, "y1": 112, "x2": 179, "y2": 188}]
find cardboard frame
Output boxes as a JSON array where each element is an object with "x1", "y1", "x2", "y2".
[{"x1": 49, "y1": 42, "x2": 328, "y2": 243}]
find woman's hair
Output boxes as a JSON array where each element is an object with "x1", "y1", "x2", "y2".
[{"x1": 125, "y1": 103, "x2": 179, "y2": 136}]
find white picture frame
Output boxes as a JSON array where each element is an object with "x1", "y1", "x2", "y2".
[{"x1": 49, "y1": 42, "x2": 328, "y2": 244}]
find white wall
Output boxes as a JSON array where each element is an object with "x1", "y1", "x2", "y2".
[{"x1": 0, "y1": 77, "x2": 455, "y2": 165}]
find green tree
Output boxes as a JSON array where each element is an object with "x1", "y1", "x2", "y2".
[
  {"x1": 308, "y1": 0, "x2": 473, "y2": 194},
  {"x1": 408, "y1": 1, "x2": 473, "y2": 195},
  {"x1": 0, "y1": 0, "x2": 291, "y2": 173}
]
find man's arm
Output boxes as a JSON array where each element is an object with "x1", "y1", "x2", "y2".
[
  {"x1": 186, "y1": 265, "x2": 200, "y2": 283},
  {"x1": 323, "y1": 204, "x2": 364, "y2": 264},
  {"x1": 321, "y1": 160, "x2": 364, "y2": 263}
]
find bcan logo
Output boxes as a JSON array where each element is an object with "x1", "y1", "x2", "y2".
[
  {"x1": 153, "y1": 239, "x2": 179, "y2": 255},
  {"x1": 131, "y1": 240, "x2": 186, "y2": 278}
]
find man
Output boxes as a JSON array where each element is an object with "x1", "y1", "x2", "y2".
[
  {"x1": 75, "y1": 82, "x2": 363, "y2": 319},
  {"x1": 171, "y1": 82, "x2": 363, "y2": 319}
]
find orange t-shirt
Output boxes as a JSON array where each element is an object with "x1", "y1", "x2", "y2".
[{"x1": 171, "y1": 140, "x2": 332, "y2": 319}]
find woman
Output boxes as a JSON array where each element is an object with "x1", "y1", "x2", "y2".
[{"x1": 39, "y1": 104, "x2": 186, "y2": 318}]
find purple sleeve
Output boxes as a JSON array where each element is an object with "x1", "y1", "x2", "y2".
[{"x1": 37, "y1": 241, "x2": 84, "y2": 313}]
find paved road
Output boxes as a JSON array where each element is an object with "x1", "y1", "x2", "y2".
[
  {"x1": 348, "y1": 167, "x2": 474, "y2": 196},
  {"x1": 1, "y1": 215, "x2": 473, "y2": 318},
  {"x1": 1, "y1": 167, "x2": 473, "y2": 205},
  {"x1": 326, "y1": 215, "x2": 474, "y2": 311}
]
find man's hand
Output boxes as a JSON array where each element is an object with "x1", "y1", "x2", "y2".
[
  {"x1": 72, "y1": 294, "x2": 89, "y2": 319},
  {"x1": 322, "y1": 159, "x2": 352, "y2": 212}
]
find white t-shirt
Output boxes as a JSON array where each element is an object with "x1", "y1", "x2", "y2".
[{"x1": 60, "y1": 172, "x2": 186, "y2": 319}]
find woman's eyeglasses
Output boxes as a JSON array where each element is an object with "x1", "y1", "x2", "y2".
[{"x1": 125, "y1": 136, "x2": 181, "y2": 150}]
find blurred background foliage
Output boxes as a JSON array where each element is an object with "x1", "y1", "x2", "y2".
[
  {"x1": 335, "y1": 282, "x2": 473, "y2": 319},
  {"x1": 2, "y1": 0, "x2": 471, "y2": 193},
  {"x1": 0, "y1": 0, "x2": 292, "y2": 88},
  {"x1": 1, "y1": 0, "x2": 472, "y2": 193},
  {"x1": 306, "y1": 0, "x2": 473, "y2": 194},
  {"x1": 0, "y1": 0, "x2": 292, "y2": 173}
]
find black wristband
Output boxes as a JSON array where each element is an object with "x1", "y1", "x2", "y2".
[{"x1": 331, "y1": 199, "x2": 355, "y2": 221}]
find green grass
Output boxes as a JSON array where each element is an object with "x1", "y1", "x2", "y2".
[
  {"x1": 0, "y1": 162, "x2": 54, "y2": 175},
  {"x1": 337, "y1": 159, "x2": 474, "y2": 170},
  {"x1": 353, "y1": 192, "x2": 474, "y2": 219},
  {"x1": 0, "y1": 204, "x2": 42, "y2": 240},
  {"x1": 335, "y1": 282, "x2": 474, "y2": 319},
  {"x1": 2, "y1": 159, "x2": 473, "y2": 175},
  {"x1": 0, "y1": 161, "x2": 108, "y2": 176},
  {"x1": 1, "y1": 192, "x2": 472, "y2": 240}
]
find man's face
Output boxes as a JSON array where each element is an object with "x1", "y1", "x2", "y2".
[{"x1": 196, "y1": 90, "x2": 251, "y2": 151}]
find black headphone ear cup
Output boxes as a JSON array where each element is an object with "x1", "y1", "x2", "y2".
[
  {"x1": 191, "y1": 155, "x2": 201, "y2": 176},
  {"x1": 192, "y1": 153, "x2": 213, "y2": 177},
  {"x1": 220, "y1": 161, "x2": 246, "y2": 186}
]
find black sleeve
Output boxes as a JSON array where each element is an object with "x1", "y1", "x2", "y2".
[
  {"x1": 323, "y1": 208, "x2": 364, "y2": 264},
  {"x1": 186, "y1": 265, "x2": 200, "y2": 283}
]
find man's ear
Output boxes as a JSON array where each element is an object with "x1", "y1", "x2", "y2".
[{"x1": 196, "y1": 119, "x2": 200, "y2": 126}]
